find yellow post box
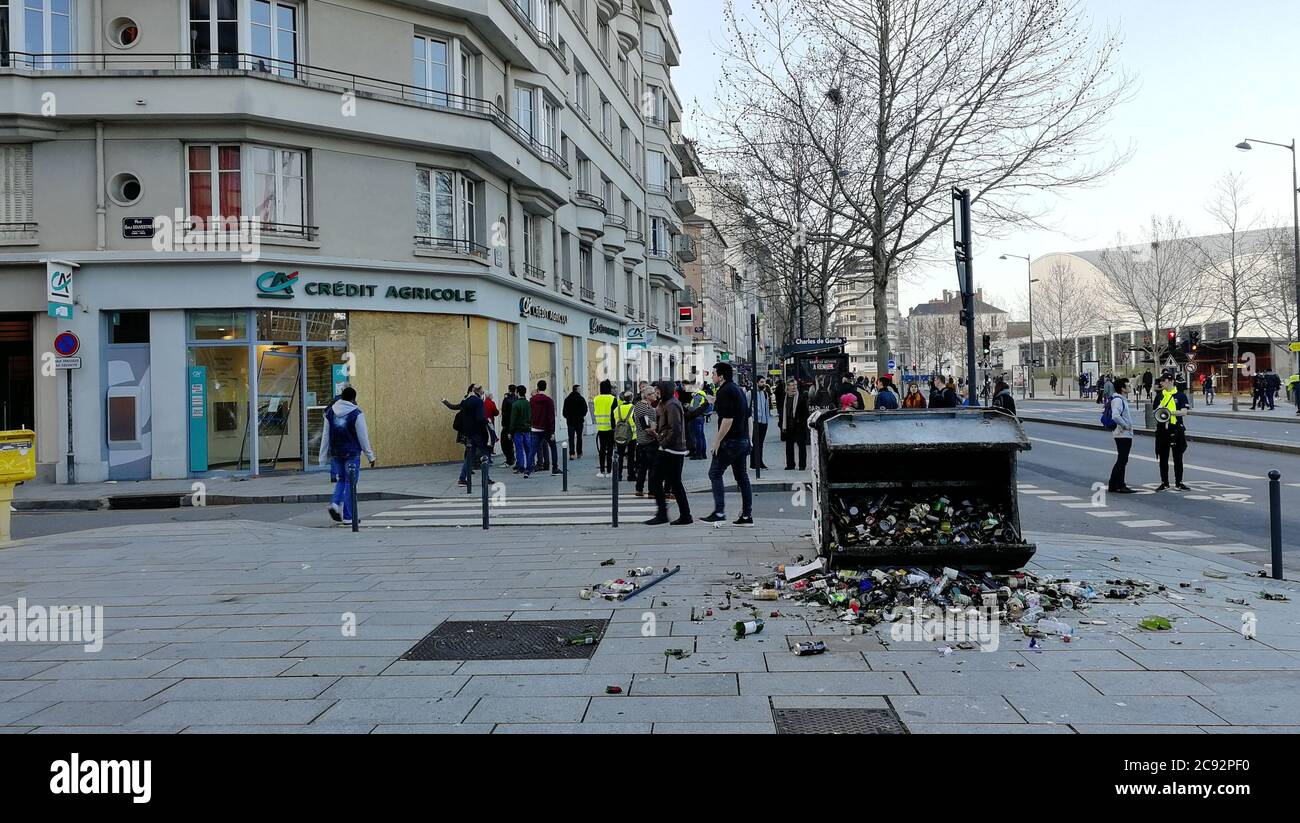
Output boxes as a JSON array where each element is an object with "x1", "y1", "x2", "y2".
[{"x1": 0, "y1": 429, "x2": 36, "y2": 544}]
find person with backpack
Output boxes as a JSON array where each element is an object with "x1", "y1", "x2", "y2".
[
  {"x1": 612, "y1": 390, "x2": 637, "y2": 481},
  {"x1": 319, "y1": 386, "x2": 376, "y2": 524},
  {"x1": 441, "y1": 384, "x2": 488, "y2": 487},
  {"x1": 991, "y1": 379, "x2": 1017, "y2": 417},
  {"x1": 563, "y1": 384, "x2": 588, "y2": 460},
  {"x1": 1103, "y1": 377, "x2": 1136, "y2": 493},
  {"x1": 530, "y1": 380, "x2": 560, "y2": 476},
  {"x1": 509, "y1": 383, "x2": 533, "y2": 478},
  {"x1": 632, "y1": 384, "x2": 659, "y2": 497}
]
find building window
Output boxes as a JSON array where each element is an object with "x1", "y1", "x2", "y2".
[
  {"x1": 251, "y1": 146, "x2": 306, "y2": 231},
  {"x1": 413, "y1": 34, "x2": 450, "y2": 105},
  {"x1": 597, "y1": 18, "x2": 610, "y2": 63},
  {"x1": 576, "y1": 155, "x2": 591, "y2": 193},
  {"x1": 625, "y1": 270, "x2": 633, "y2": 311},
  {"x1": 522, "y1": 214, "x2": 544, "y2": 274},
  {"x1": 20, "y1": 0, "x2": 74, "y2": 69},
  {"x1": 644, "y1": 25, "x2": 664, "y2": 60},
  {"x1": 648, "y1": 150, "x2": 666, "y2": 189},
  {"x1": 650, "y1": 217, "x2": 669, "y2": 255},
  {"x1": 0, "y1": 144, "x2": 34, "y2": 235},
  {"x1": 417, "y1": 168, "x2": 480, "y2": 250},
  {"x1": 604, "y1": 256, "x2": 616, "y2": 300},
  {"x1": 515, "y1": 84, "x2": 535, "y2": 139},
  {"x1": 189, "y1": 0, "x2": 239, "y2": 69},
  {"x1": 580, "y1": 244, "x2": 594, "y2": 299},
  {"x1": 187, "y1": 144, "x2": 243, "y2": 229},
  {"x1": 542, "y1": 99, "x2": 558, "y2": 150},
  {"x1": 574, "y1": 64, "x2": 590, "y2": 116},
  {"x1": 250, "y1": 0, "x2": 298, "y2": 77}
]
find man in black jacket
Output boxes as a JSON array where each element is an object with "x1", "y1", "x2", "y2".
[
  {"x1": 499, "y1": 385, "x2": 517, "y2": 467},
  {"x1": 780, "y1": 378, "x2": 810, "y2": 471},
  {"x1": 563, "y1": 385, "x2": 588, "y2": 459},
  {"x1": 441, "y1": 385, "x2": 488, "y2": 487}
]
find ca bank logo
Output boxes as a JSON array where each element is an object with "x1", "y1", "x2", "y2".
[{"x1": 256, "y1": 270, "x2": 298, "y2": 299}]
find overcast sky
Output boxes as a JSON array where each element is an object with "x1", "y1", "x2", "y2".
[{"x1": 672, "y1": 0, "x2": 1300, "y2": 318}]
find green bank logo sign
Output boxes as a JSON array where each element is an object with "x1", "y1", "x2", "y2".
[{"x1": 256, "y1": 272, "x2": 476, "y2": 303}]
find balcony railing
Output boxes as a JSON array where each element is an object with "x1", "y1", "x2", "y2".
[
  {"x1": 646, "y1": 182, "x2": 670, "y2": 197},
  {"x1": 581, "y1": 286, "x2": 596, "y2": 302},
  {"x1": 523, "y1": 263, "x2": 547, "y2": 282},
  {"x1": 181, "y1": 217, "x2": 319, "y2": 241},
  {"x1": 626, "y1": 230, "x2": 646, "y2": 244},
  {"x1": 624, "y1": 303, "x2": 635, "y2": 318},
  {"x1": 413, "y1": 235, "x2": 490, "y2": 259},
  {"x1": 500, "y1": 0, "x2": 566, "y2": 66},
  {"x1": 0, "y1": 51, "x2": 569, "y2": 172},
  {"x1": 560, "y1": 278, "x2": 574, "y2": 295},
  {"x1": 649, "y1": 316, "x2": 660, "y2": 330},
  {"x1": 605, "y1": 297, "x2": 618, "y2": 312},
  {"x1": 0, "y1": 222, "x2": 38, "y2": 241},
  {"x1": 638, "y1": 309, "x2": 645, "y2": 321},
  {"x1": 573, "y1": 191, "x2": 606, "y2": 210},
  {"x1": 603, "y1": 214, "x2": 627, "y2": 228}
]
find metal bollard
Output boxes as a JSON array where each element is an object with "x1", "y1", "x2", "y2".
[
  {"x1": 562, "y1": 449, "x2": 568, "y2": 493},
  {"x1": 612, "y1": 450, "x2": 620, "y2": 528},
  {"x1": 1269, "y1": 470, "x2": 1283, "y2": 580},
  {"x1": 481, "y1": 455, "x2": 491, "y2": 531},
  {"x1": 349, "y1": 460, "x2": 360, "y2": 533}
]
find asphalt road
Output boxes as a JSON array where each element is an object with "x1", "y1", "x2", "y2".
[
  {"x1": 1018, "y1": 400, "x2": 1300, "y2": 447},
  {"x1": 11, "y1": 424, "x2": 1299, "y2": 575}
]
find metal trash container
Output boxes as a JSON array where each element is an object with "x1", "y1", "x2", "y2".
[{"x1": 810, "y1": 409, "x2": 1035, "y2": 569}]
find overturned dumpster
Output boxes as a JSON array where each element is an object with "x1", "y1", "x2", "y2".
[{"x1": 810, "y1": 408, "x2": 1035, "y2": 570}]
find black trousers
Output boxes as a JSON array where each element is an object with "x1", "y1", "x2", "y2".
[
  {"x1": 501, "y1": 425, "x2": 515, "y2": 465},
  {"x1": 567, "y1": 422, "x2": 584, "y2": 457},
  {"x1": 597, "y1": 430, "x2": 615, "y2": 474},
  {"x1": 785, "y1": 433, "x2": 807, "y2": 470},
  {"x1": 1155, "y1": 425, "x2": 1187, "y2": 485},
  {"x1": 651, "y1": 451, "x2": 689, "y2": 518},
  {"x1": 635, "y1": 442, "x2": 658, "y2": 493},
  {"x1": 1108, "y1": 437, "x2": 1132, "y2": 491},
  {"x1": 615, "y1": 440, "x2": 636, "y2": 480},
  {"x1": 752, "y1": 422, "x2": 768, "y2": 469}
]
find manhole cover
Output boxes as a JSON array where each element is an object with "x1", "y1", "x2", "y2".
[
  {"x1": 772, "y1": 707, "x2": 908, "y2": 734},
  {"x1": 401, "y1": 619, "x2": 609, "y2": 661}
]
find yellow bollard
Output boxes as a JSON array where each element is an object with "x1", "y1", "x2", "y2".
[{"x1": 0, "y1": 430, "x2": 37, "y2": 545}]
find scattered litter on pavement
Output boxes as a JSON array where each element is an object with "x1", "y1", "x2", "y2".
[
  {"x1": 663, "y1": 648, "x2": 690, "y2": 659},
  {"x1": 1260, "y1": 592, "x2": 1290, "y2": 601},
  {"x1": 1203, "y1": 569, "x2": 1229, "y2": 579},
  {"x1": 605, "y1": 685, "x2": 623, "y2": 694},
  {"x1": 1226, "y1": 597, "x2": 1250, "y2": 606},
  {"x1": 1139, "y1": 616, "x2": 1173, "y2": 631},
  {"x1": 792, "y1": 641, "x2": 827, "y2": 656},
  {"x1": 734, "y1": 618, "x2": 764, "y2": 639},
  {"x1": 600, "y1": 558, "x2": 615, "y2": 566}
]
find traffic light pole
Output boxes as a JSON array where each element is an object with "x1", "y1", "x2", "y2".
[{"x1": 952, "y1": 188, "x2": 979, "y2": 407}]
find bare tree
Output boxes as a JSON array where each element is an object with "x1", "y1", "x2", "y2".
[
  {"x1": 794, "y1": 0, "x2": 1130, "y2": 374},
  {"x1": 908, "y1": 313, "x2": 967, "y2": 377},
  {"x1": 1251, "y1": 223, "x2": 1299, "y2": 376},
  {"x1": 1034, "y1": 261, "x2": 1101, "y2": 393},
  {"x1": 1096, "y1": 216, "x2": 1202, "y2": 375},
  {"x1": 1191, "y1": 173, "x2": 1270, "y2": 409}
]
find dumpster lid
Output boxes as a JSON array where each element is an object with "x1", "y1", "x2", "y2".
[{"x1": 815, "y1": 408, "x2": 1031, "y2": 452}]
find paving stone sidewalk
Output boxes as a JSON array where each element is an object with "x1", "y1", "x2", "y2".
[{"x1": 0, "y1": 517, "x2": 1297, "y2": 734}]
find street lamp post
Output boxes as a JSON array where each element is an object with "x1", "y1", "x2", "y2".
[
  {"x1": 1237, "y1": 138, "x2": 1300, "y2": 412},
  {"x1": 1000, "y1": 253, "x2": 1036, "y2": 399}
]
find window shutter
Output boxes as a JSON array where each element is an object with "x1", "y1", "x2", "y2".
[{"x1": 0, "y1": 145, "x2": 34, "y2": 224}]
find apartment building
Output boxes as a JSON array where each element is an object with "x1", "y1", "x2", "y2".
[
  {"x1": 828, "y1": 269, "x2": 901, "y2": 376},
  {"x1": 0, "y1": 0, "x2": 694, "y2": 482}
]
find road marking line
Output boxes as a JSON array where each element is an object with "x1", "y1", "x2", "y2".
[
  {"x1": 1085, "y1": 511, "x2": 1133, "y2": 518},
  {"x1": 375, "y1": 506, "x2": 657, "y2": 517},
  {"x1": 1017, "y1": 484, "x2": 1039, "y2": 489},
  {"x1": 1018, "y1": 489, "x2": 1058, "y2": 495},
  {"x1": 1151, "y1": 531, "x2": 1215, "y2": 540},
  {"x1": 1041, "y1": 495, "x2": 1082, "y2": 501},
  {"x1": 363, "y1": 516, "x2": 655, "y2": 527},
  {"x1": 1194, "y1": 543, "x2": 1260, "y2": 554},
  {"x1": 1062, "y1": 502, "x2": 1103, "y2": 508},
  {"x1": 1028, "y1": 436, "x2": 1263, "y2": 479},
  {"x1": 1119, "y1": 519, "x2": 1172, "y2": 528}
]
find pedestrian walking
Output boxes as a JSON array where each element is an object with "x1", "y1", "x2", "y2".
[
  {"x1": 319, "y1": 386, "x2": 376, "y2": 524},
  {"x1": 483, "y1": 391, "x2": 499, "y2": 457},
  {"x1": 991, "y1": 379, "x2": 1017, "y2": 417},
  {"x1": 1202, "y1": 373, "x2": 1214, "y2": 406},
  {"x1": 633, "y1": 385, "x2": 659, "y2": 497},
  {"x1": 1105, "y1": 378, "x2": 1136, "y2": 494},
  {"x1": 874, "y1": 378, "x2": 900, "y2": 410},
  {"x1": 1050, "y1": 373, "x2": 1058, "y2": 395},
  {"x1": 529, "y1": 380, "x2": 560, "y2": 475},
  {"x1": 701, "y1": 362, "x2": 754, "y2": 526},
  {"x1": 645, "y1": 379, "x2": 692, "y2": 525},
  {"x1": 751, "y1": 377, "x2": 772, "y2": 470},
  {"x1": 508, "y1": 383, "x2": 533, "y2": 478},
  {"x1": 499, "y1": 385, "x2": 517, "y2": 467},
  {"x1": 1154, "y1": 373, "x2": 1190, "y2": 491},
  {"x1": 563, "y1": 384, "x2": 588, "y2": 459},
  {"x1": 441, "y1": 384, "x2": 489, "y2": 487},
  {"x1": 591, "y1": 379, "x2": 617, "y2": 478},
  {"x1": 903, "y1": 382, "x2": 927, "y2": 408},
  {"x1": 1142, "y1": 369, "x2": 1153, "y2": 401},
  {"x1": 780, "y1": 378, "x2": 810, "y2": 471}
]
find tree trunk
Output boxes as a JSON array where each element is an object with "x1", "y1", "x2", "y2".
[{"x1": 1231, "y1": 337, "x2": 1239, "y2": 412}]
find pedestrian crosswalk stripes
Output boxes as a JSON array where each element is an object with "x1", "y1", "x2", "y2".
[{"x1": 361, "y1": 493, "x2": 657, "y2": 527}]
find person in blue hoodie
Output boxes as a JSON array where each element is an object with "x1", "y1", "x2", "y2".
[
  {"x1": 318, "y1": 386, "x2": 376, "y2": 524},
  {"x1": 874, "y1": 378, "x2": 901, "y2": 410}
]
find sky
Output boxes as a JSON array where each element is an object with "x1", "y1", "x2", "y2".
[{"x1": 670, "y1": 0, "x2": 1300, "y2": 318}]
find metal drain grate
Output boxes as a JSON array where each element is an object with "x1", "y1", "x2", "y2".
[
  {"x1": 401, "y1": 619, "x2": 610, "y2": 661},
  {"x1": 773, "y1": 707, "x2": 909, "y2": 734}
]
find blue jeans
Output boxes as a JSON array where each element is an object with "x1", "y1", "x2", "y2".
[
  {"x1": 513, "y1": 431, "x2": 533, "y2": 474},
  {"x1": 691, "y1": 417, "x2": 707, "y2": 456},
  {"x1": 330, "y1": 454, "x2": 360, "y2": 521},
  {"x1": 708, "y1": 437, "x2": 753, "y2": 517},
  {"x1": 459, "y1": 438, "x2": 485, "y2": 482},
  {"x1": 531, "y1": 431, "x2": 557, "y2": 471}
]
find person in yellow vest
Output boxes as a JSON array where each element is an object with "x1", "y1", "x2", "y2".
[
  {"x1": 1154, "y1": 372, "x2": 1189, "y2": 491},
  {"x1": 612, "y1": 390, "x2": 638, "y2": 482},
  {"x1": 591, "y1": 379, "x2": 618, "y2": 478}
]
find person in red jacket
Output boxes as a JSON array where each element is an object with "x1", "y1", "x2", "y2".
[
  {"x1": 483, "y1": 392, "x2": 500, "y2": 455},
  {"x1": 529, "y1": 380, "x2": 561, "y2": 475}
]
